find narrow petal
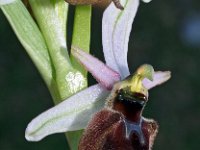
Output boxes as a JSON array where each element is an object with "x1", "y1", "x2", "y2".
[
  {"x1": 72, "y1": 47, "x2": 121, "y2": 90},
  {"x1": 143, "y1": 71, "x2": 171, "y2": 90},
  {"x1": 0, "y1": 0, "x2": 15, "y2": 5},
  {"x1": 25, "y1": 84, "x2": 110, "y2": 141},
  {"x1": 142, "y1": 0, "x2": 152, "y2": 3},
  {"x1": 102, "y1": 0, "x2": 140, "y2": 79}
]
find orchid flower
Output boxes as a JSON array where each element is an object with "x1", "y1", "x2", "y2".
[{"x1": 25, "y1": 0, "x2": 171, "y2": 142}]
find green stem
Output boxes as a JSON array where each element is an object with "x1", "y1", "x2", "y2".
[
  {"x1": 70, "y1": 5, "x2": 92, "y2": 78},
  {"x1": 29, "y1": 0, "x2": 77, "y2": 103},
  {"x1": 67, "y1": 5, "x2": 92, "y2": 150}
]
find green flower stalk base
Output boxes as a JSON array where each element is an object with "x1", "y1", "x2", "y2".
[{"x1": 67, "y1": 5, "x2": 92, "y2": 150}]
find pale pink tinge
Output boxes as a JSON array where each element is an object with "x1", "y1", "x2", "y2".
[
  {"x1": 72, "y1": 46, "x2": 121, "y2": 90},
  {"x1": 143, "y1": 71, "x2": 171, "y2": 90}
]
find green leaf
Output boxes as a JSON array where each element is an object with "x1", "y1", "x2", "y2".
[{"x1": 0, "y1": 0, "x2": 60, "y2": 100}]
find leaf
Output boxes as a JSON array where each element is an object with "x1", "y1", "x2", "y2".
[
  {"x1": 0, "y1": 0, "x2": 57, "y2": 98},
  {"x1": 25, "y1": 84, "x2": 109, "y2": 141}
]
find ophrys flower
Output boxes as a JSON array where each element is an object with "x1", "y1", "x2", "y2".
[{"x1": 25, "y1": 0, "x2": 171, "y2": 146}]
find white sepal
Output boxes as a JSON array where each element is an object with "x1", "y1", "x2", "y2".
[
  {"x1": 102, "y1": 0, "x2": 140, "y2": 79},
  {"x1": 25, "y1": 84, "x2": 109, "y2": 141}
]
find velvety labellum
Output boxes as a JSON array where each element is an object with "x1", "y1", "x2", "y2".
[
  {"x1": 79, "y1": 109, "x2": 158, "y2": 150},
  {"x1": 79, "y1": 88, "x2": 158, "y2": 150}
]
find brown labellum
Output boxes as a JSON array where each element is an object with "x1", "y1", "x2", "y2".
[
  {"x1": 79, "y1": 75, "x2": 159, "y2": 150},
  {"x1": 64, "y1": 0, "x2": 124, "y2": 10}
]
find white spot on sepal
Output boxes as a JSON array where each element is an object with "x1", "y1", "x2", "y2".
[{"x1": 65, "y1": 72, "x2": 87, "y2": 94}]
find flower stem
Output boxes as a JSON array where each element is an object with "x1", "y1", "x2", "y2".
[
  {"x1": 29, "y1": 0, "x2": 85, "y2": 103},
  {"x1": 67, "y1": 5, "x2": 92, "y2": 150},
  {"x1": 70, "y1": 5, "x2": 92, "y2": 78}
]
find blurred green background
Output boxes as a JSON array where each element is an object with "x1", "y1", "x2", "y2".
[{"x1": 1, "y1": 0, "x2": 200, "y2": 149}]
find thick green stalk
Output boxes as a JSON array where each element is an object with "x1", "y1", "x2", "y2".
[
  {"x1": 67, "y1": 5, "x2": 92, "y2": 150},
  {"x1": 52, "y1": 0, "x2": 68, "y2": 38},
  {"x1": 29, "y1": 0, "x2": 87, "y2": 103},
  {"x1": 71, "y1": 5, "x2": 91, "y2": 78}
]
